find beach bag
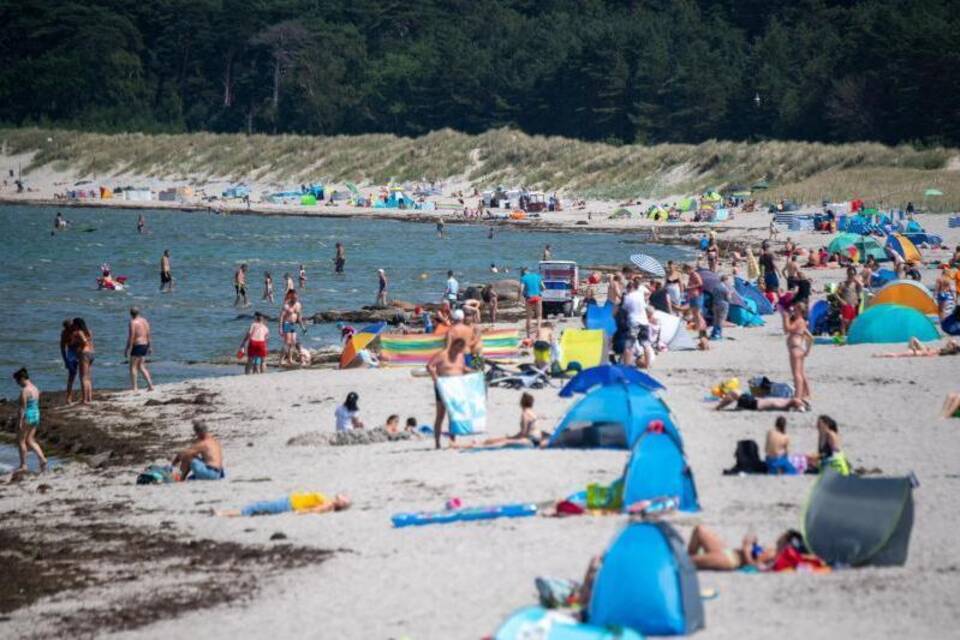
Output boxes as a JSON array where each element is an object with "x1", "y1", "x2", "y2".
[
  {"x1": 136, "y1": 464, "x2": 175, "y2": 485},
  {"x1": 723, "y1": 440, "x2": 767, "y2": 475},
  {"x1": 586, "y1": 478, "x2": 625, "y2": 510}
]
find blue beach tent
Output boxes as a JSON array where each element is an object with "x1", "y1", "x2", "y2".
[
  {"x1": 734, "y1": 277, "x2": 774, "y2": 315},
  {"x1": 622, "y1": 430, "x2": 700, "y2": 512},
  {"x1": 548, "y1": 384, "x2": 679, "y2": 450},
  {"x1": 584, "y1": 301, "x2": 617, "y2": 336},
  {"x1": 847, "y1": 303, "x2": 940, "y2": 344},
  {"x1": 588, "y1": 522, "x2": 705, "y2": 636},
  {"x1": 559, "y1": 365, "x2": 664, "y2": 396},
  {"x1": 494, "y1": 606, "x2": 643, "y2": 639}
]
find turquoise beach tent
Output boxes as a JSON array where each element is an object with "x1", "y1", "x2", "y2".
[
  {"x1": 847, "y1": 304, "x2": 940, "y2": 344},
  {"x1": 494, "y1": 606, "x2": 643, "y2": 639},
  {"x1": 584, "y1": 301, "x2": 617, "y2": 336},
  {"x1": 827, "y1": 232, "x2": 887, "y2": 263},
  {"x1": 548, "y1": 384, "x2": 678, "y2": 450},
  {"x1": 588, "y1": 522, "x2": 705, "y2": 636},
  {"x1": 622, "y1": 430, "x2": 700, "y2": 512}
]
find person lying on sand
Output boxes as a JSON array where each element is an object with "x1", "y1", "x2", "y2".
[
  {"x1": 453, "y1": 392, "x2": 550, "y2": 449},
  {"x1": 715, "y1": 390, "x2": 805, "y2": 412},
  {"x1": 874, "y1": 337, "x2": 960, "y2": 358},
  {"x1": 216, "y1": 493, "x2": 351, "y2": 517},
  {"x1": 171, "y1": 421, "x2": 224, "y2": 481},
  {"x1": 687, "y1": 524, "x2": 805, "y2": 571}
]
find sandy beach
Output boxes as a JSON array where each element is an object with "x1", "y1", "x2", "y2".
[{"x1": 2, "y1": 155, "x2": 960, "y2": 639}]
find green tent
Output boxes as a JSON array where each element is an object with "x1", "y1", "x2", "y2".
[
  {"x1": 677, "y1": 197, "x2": 697, "y2": 212},
  {"x1": 300, "y1": 194, "x2": 317, "y2": 205},
  {"x1": 610, "y1": 208, "x2": 632, "y2": 219},
  {"x1": 702, "y1": 190, "x2": 722, "y2": 202},
  {"x1": 751, "y1": 180, "x2": 769, "y2": 190},
  {"x1": 924, "y1": 188, "x2": 943, "y2": 197},
  {"x1": 827, "y1": 232, "x2": 887, "y2": 263}
]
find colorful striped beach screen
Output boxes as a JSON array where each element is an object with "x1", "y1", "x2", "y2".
[{"x1": 379, "y1": 329, "x2": 520, "y2": 366}]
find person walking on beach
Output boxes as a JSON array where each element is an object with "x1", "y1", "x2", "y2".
[
  {"x1": 279, "y1": 290, "x2": 304, "y2": 366},
  {"x1": 234, "y1": 264, "x2": 249, "y2": 307},
  {"x1": 427, "y1": 336, "x2": 468, "y2": 449},
  {"x1": 298, "y1": 264, "x2": 307, "y2": 290},
  {"x1": 334, "y1": 242, "x2": 346, "y2": 273},
  {"x1": 240, "y1": 312, "x2": 270, "y2": 374},
  {"x1": 60, "y1": 319, "x2": 78, "y2": 404},
  {"x1": 711, "y1": 274, "x2": 731, "y2": 341},
  {"x1": 376, "y1": 268, "x2": 388, "y2": 307},
  {"x1": 520, "y1": 267, "x2": 544, "y2": 338},
  {"x1": 12, "y1": 367, "x2": 47, "y2": 474},
  {"x1": 160, "y1": 249, "x2": 174, "y2": 293},
  {"x1": 263, "y1": 271, "x2": 274, "y2": 303},
  {"x1": 71, "y1": 317, "x2": 95, "y2": 404},
  {"x1": 125, "y1": 306, "x2": 154, "y2": 391}
]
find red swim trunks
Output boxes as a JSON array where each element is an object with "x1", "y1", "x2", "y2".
[
  {"x1": 840, "y1": 304, "x2": 857, "y2": 322},
  {"x1": 247, "y1": 340, "x2": 268, "y2": 359},
  {"x1": 526, "y1": 296, "x2": 542, "y2": 305}
]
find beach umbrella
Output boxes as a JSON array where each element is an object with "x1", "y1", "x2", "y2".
[
  {"x1": 339, "y1": 322, "x2": 386, "y2": 368},
  {"x1": 630, "y1": 254, "x2": 665, "y2": 278},
  {"x1": 924, "y1": 188, "x2": 943, "y2": 197},
  {"x1": 559, "y1": 364, "x2": 665, "y2": 397}
]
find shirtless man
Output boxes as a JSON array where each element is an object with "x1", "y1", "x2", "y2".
[
  {"x1": 171, "y1": 421, "x2": 224, "y2": 481},
  {"x1": 446, "y1": 309, "x2": 481, "y2": 359},
  {"x1": 240, "y1": 311, "x2": 270, "y2": 373},
  {"x1": 283, "y1": 272, "x2": 296, "y2": 294},
  {"x1": 765, "y1": 416, "x2": 796, "y2": 474},
  {"x1": 279, "y1": 290, "x2": 304, "y2": 366},
  {"x1": 715, "y1": 390, "x2": 804, "y2": 412},
  {"x1": 137, "y1": 214, "x2": 146, "y2": 234},
  {"x1": 125, "y1": 307, "x2": 154, "y2": 391},
  {"x1": 838, "y1": 267, "x2": 862, "y2": 335},
  {"x1": 607, "y1": 274, "x2": 623, "y2": 308},
  {"x1": 160, "y1": 249, "x2": 173, "y2": 293},
  {"x1": 298, "y1": 264, "x2": 307, "y2": 290},
  {"x1": 427, "y1": 337, "x2": 468, "y2": 449},
  {"x1": 334, "y1": 242, "x2": 346, "y2": 273},
  {"x1": 53, "y1": 211, "x2": 67, "y2": 231},
  {"x1": 234, "y1": 263, "x2": 249, "y2": 307},
  {"x1": 533, "y1": 322, "x2": 554, "y2": 369}
]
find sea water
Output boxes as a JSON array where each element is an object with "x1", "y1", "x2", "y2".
[{"x1": 0, "y1": 204, "x2": 689, "y2": 391}]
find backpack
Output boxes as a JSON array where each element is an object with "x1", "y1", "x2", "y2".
[
  {"x1": 136, "y1": 464, "x2": 175, "y2": 485},
  {"x1": 723, "y1": 440, "x2": 767, "y2": 475}
]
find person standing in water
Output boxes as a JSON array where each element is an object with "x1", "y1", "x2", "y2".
[
  {"x1": 334, "y1": 242, "x2": 346, "y2": 273},
  {"x1": 542, "y1": 244, "x2": 552, "y2": 261},
  {"x1": 125, "y1": 306, "x2": 154, "y2": 391},
  {"x1": 263, "y1": 271, "x2": 274, "y2": 303},
  {"x1": 283, "y1": 272, "x2": 296, "y2": 295},
  {"x1": 12, "y1": 368, "x2": 47, "y2": 473},
  {"x1": 234, "y1": 264, "x2": 249, "y2": 307},
  {"x1": 436, "y1": 217, "x2": 445, "y2": 238},
  {"x1": 60, "y1": 319, "x2": 78, "y2": 404},
  {"x1": 298, "y1": 264, "x2": 307, "y2": 290},
  {"x1": 376, "y1": 269, "x2": 388, "y2": 307},
  {"x1": 137, "y1": 214, "x2": 146, "y2": 234},
  {"x1": 279, "y1": 290, "x2": 304, "y2": 366},
  {"x1": 160, "y1": 249, "x2": 174, "y2": 293},
  {"x1": 71, "y1": 318, "x2": 95, "y2": 404},
  {"x1": 53, "y1": 211, "x2": 67, "y2": 231}
]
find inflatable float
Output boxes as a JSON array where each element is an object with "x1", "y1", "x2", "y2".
[{"x1": 391, "y1": 502, "x2": 537, "y2": 527}]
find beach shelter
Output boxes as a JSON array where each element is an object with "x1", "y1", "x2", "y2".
[
  {"x1": 548, "y1": 383, "x2": 678, "y2": 450},
  {"x1": 697, "y1": 269, "x2": 745, "y2": 306},
  {"x1": 803, "y1": 470, "x2": 914, "y2": 567},
  {"x1": 847, "y1": 304, "x2": 940, "y2": 344},
  {"x1": 622, "y1": 430, "x2": 700, "y2": 512},
  {"x1": 558, "y1": 329, "x2": 605, "y2": 371},
  {"x1": 867, "y1": 280, "x2": 937, "y2": 315},
  {"x1": 584, "y1": 301, "x2": 617, "y2": 336},
  {"x1": 559, "y1": 365, "x2": 664, "y2": 397},
  {"x1": 339, "y1": 322, "x2": 386, "y2": 369},
  {"x1": 728, "y1": 301, "x2": 765, "y2": 327},
  {"x1": 652, "y1": 310, "x2": 697, "y2": 351},
  {"x1": 808, "y1": 300, "x2": 831, "y2": 335},
  {"x1": 734, "y1": 277, "x2": 774, "y2": 315},
  {"x1": 885, "y1": 233, "x2": 921, "y2": 263},
  {"x1": 676, "y1": 197, "x2": 697, "y2": 212},
  {"x1": 870, "y1": 268, "x2": 897, "y2": 289},
  {"x1": 702, "y1": 190, "x2": 722, "y2": 203},
  {"x1": 827, "y1": 233, "x2": 887, "y2": 263},
  {"x1": 588, "y1": 522, "x2": 705, "y2": 636},
  {"x1": 494, "y1": 606, "x2": 642, "y2": 640}
]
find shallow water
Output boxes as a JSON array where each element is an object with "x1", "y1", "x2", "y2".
[
  {"x1": 0, "y1": 443, "x2": 59, "y2": 473},
  {"x1": 0, "y1": 204, "x2": 689, "y2": 391}
]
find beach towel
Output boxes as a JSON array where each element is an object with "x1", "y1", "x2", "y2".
[
  {"x1": 436, "y1": 372, "x2": 486, "y2": 435},
  {"x1": 558, "y1": 329, "x2": 605, "y2": 370},
  {"x1": 379, "y1": 330, "x2": 520, "y2": 366}
]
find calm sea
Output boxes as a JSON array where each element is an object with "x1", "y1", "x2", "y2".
[{"x1": 0, "y1": 204, "x2": 689, "y2": 394}]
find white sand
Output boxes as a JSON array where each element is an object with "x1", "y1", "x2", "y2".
[{"x1": 2, "y1": 162, "x2": 960, "y2": 638}]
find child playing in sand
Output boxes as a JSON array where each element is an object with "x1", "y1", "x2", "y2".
[{"x1": 216, "y1": 493, "x2": 351, "y2": 517}]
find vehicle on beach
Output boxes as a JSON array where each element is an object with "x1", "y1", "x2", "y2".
[{"x1": 539, "y1": 260, "x2": 581, "y2": 317}]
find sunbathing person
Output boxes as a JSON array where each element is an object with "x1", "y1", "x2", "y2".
[
  {"x1": 715, "y1": 390, "x2": 804, "y2": 412},
  {"x1": 765, "y1": 416, "x2": 797, "y2": 475},
  {"x1": 875, "y1": 337, "x2": 960, "y2": 358},
  {"x1": 687, "y1": 524, "x2": 805, "y2": 571},
  {"x1": 171, "y1": 421, "x2": 224, "y2": 480},
  {"x1": 454, "y1": 392, "x2": 550, "y2": 449},
  {"x1": 940, "y1": 392, "x2": 960, "y2": 419},
  {"x1": 216, "y1": 492, "x2": 351, "y2": 517}
]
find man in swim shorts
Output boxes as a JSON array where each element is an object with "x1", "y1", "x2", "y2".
[
  {"x1": 125, "y1": 307, "x2": 154, "y2": 391},
  {"x1": 427, "y1": 336, "x2": 468, "y2": 449},
  {"x1": 234, "y1": 263, "x2": 249, "y2": 307},
  {"x1": 159, "y1": 249, "x2": 174, "y2": 293},
  {"x1": 520, "y1": 267, "x2": 544, "y2": 338},
  {"x1": 715, "y1": 390, "x2": 804, "y2": 412},
  {"x1": 279, "y1": 290, "x2": 304, "y2": 366},
  {"x1": 172, "y1": 421, "x2": 224, "y2": 481},
  {"x1": 240, "y1": 312, "x2": 270, "y2": 374}
]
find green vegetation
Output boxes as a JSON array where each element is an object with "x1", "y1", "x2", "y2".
[
  {"x1": 5, "y1": 127, "x2": 959, "y2": 209},
  {"x1": 2, "y1": 1, "x2": 960, "y2": 147}
]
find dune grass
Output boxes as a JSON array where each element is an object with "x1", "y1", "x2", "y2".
[{"x1": 2, "y1": 127, "x2": 957, "y2": 208}]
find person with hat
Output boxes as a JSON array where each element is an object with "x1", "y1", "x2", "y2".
[
  {"x1": 376, "y1": 268, "x2": 388, "y2": 307},
  {"x1": 335, "y1": 392, "x2": 365, "y2": 432}
]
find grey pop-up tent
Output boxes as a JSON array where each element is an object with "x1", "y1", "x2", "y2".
[{"x1": 803, "y1": 470, "x2": 914, "y2": 567}]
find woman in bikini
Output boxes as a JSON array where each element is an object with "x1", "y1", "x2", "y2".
[
  {"x1": 453, "y1": 392, "x2": 550, "y2": 449},
  {"x1": 686, "y1": 525, "x2": 781, "y2": 571},
  {"x1": 72, "y1": 317, "x2": 95, "y2": 404},
  {"x1": 875, "y1": 337, "x2": 960, "y2": 358},
  {"x1": 782, "y1": 301, "x2": 812, "y2": 406},
  {"x1": 810, "y1": 414, "x2": 850, "y2": 475}
]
